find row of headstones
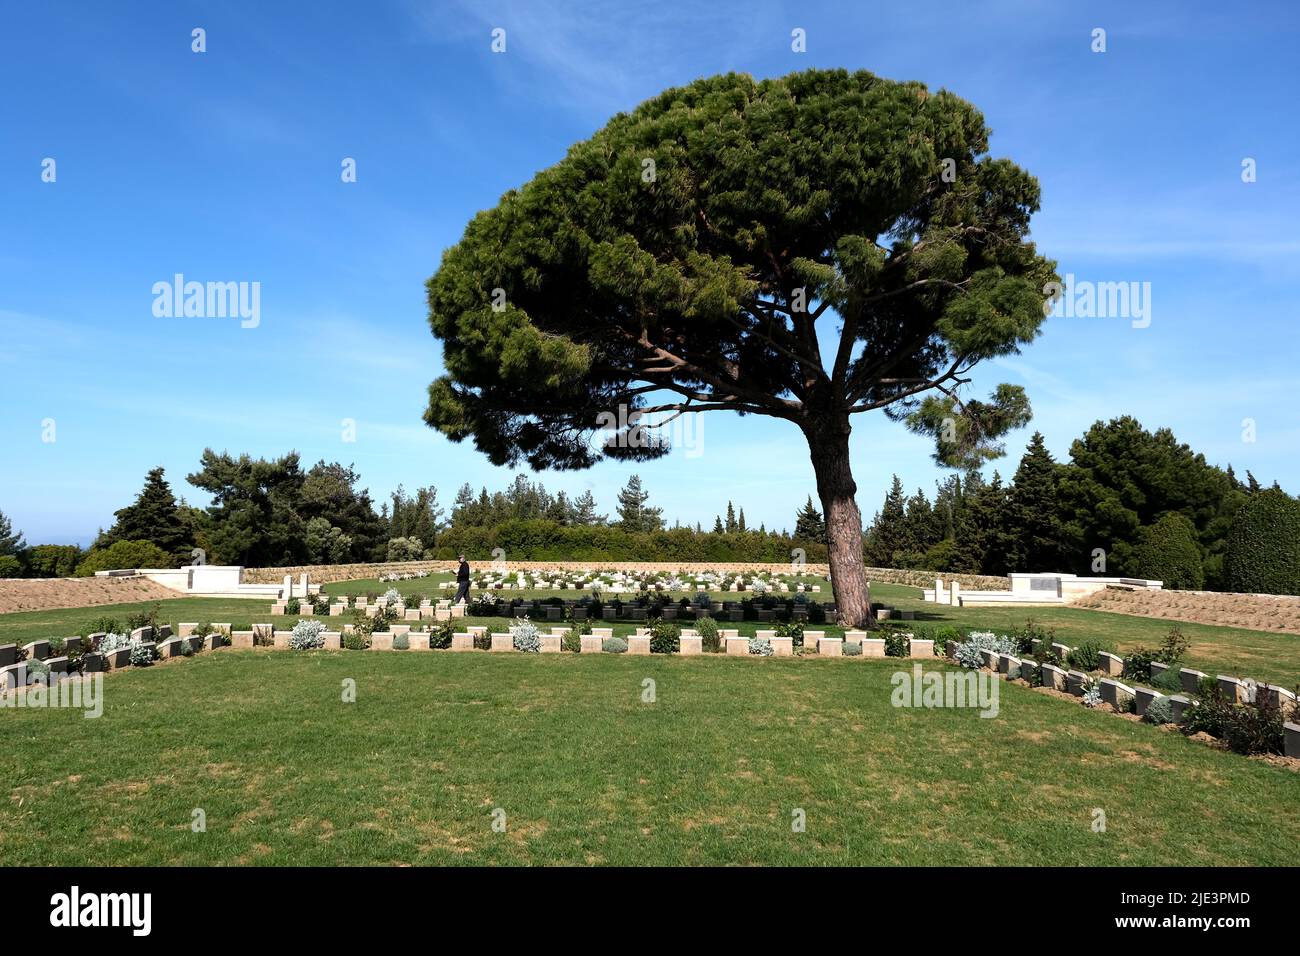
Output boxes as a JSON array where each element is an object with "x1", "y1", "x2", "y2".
[
  {"x1": 270, "y1": 599, "x2": 466, "y2": 620},
  {"x1": 447, "y1": 578, "x2": 823, "y2": 593},
  {"x1": 943, "y1": 638, "x2": 1300, "y2": 758},
  {"x1": 227, "y1": 624, "x2": 936, "y2": 658},
  {"x1": 0, "y1": 625, "x2": 178, "y2": 691}
]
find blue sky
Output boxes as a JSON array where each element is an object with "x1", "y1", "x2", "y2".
[{"x1": 2, "y1": 0, "x2": 1297, "y2": 546}]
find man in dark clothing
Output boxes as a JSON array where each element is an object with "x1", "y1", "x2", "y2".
[{"x1": 454, "y1": 554, "x2": 471, "y2": 604}]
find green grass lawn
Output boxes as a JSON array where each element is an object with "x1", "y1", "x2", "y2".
[
  {"x1": 868, "y1": 583, "x2": 1300, "y2": 689},
  {"x1": 2, "y1": 649, "x2": 1296, "y2": 865}
]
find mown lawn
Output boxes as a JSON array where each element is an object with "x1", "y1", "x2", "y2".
[{"x1": 1, "y1": 650, "x2": 1296, "y2": 865}]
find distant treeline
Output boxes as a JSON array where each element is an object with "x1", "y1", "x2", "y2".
[{"x1": 2, "y1": 415, "x2": 1296, "y2": 594}]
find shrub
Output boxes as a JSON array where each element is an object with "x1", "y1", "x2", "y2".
[
  {"x1": 1066, "y1": 639, "x2": 1114, "y2": 672},
  {"x1": 473, "y1": 632, "x2": 492, "y2": 651},
  {"x1": 774, "y1": 620, "x2": 804, "y2": 646},
  {"x1": 1122, "y1": 648, "x2": 1159, "y2": 683},
  {"x1": 934, "y1": 625, "x2": 960, "y2": 646},
  {"x1": 843, "y1": 640, "x2": 862, "y2": 656},
  {"x1": 1132, "y1": 513, "x2": 1205, "y2": 590},
  {"x1": 98, "y1": 632, "x2": 131, "y2": 654},
  {"x1": 289, "y1": 619, "x2": 326, "y2": 650},
  {"x1": 428, "y1": 622, "x2": 455, "y2": 650},
  {"x1": 1182, "y1": 689, "x2": 1233, "y2": 739},
  {"x1": 1009, "y1": 619, "x2": 1053, "y2": 657},
  {"x1": 48, "y1": 636, "x2": 67, "y2": 655},
  {"x1": 0, "y1": 555, "x2": 21, "y2": 578},
  {"x1": 343, "y1": 630, "x2": 369, "y2": 651},
  {"x1": 380, "y1": 588, "x2": 404, "y2": 608},
  {"x1": 1143, "y1": 695, "x2": 1174, "y2": 725},
  {"x1": 648, "y1": 618, "x2": 680, "y2": 654},
  {"x1": 696, "y1": 617, "x2": 720, "y2": 652},
  {"x1": 1223, "y1": 488, "x2": 1300, "y2": 596},
  {"x1": 392, "y1": 632, "x2": 410, "y2": 651},
  {"x1": 1222, "y1": 696, "x2": 1286, "y2": 755},
  {"x1": 510, "y1": 617, "x2": 541, "y2": 652},
  {"x1": 386, "y1": 536, "x2": 424, "y2": 561},
  {"x1": 602, "y1": 636, "x2": 628, "y2": 654},
  {"x1": 1159, "y1": 626, "x2": 1190, "y2": 666},
  {"x1": 286, "y1": 598, "x2": 301, "y2": 615},
  {"x1": 1082, "y1": 679, "x2": 1102, "y2": 708},
  {"x1": 83, "y1": 616, "x2": 122, "y2": 639},
  {"x1": 883, "y1": 630, "x2": 910, "y2": 657},
  {"x1": 74, "y1": 540, "x2": 171, "y2": 577},
  {"x1": 27, "y1": 658, "x2": 51, "y2": 680},
  {"x1": 126, "y1": 603, "x2": 163, "y2": 636},
  {"x1": 562, "y1": 629, "x2": 581, "y2": 653},
  {"x1": 1150, "y1": 668, "x2": 1183, "y2": 692},
  {"x1": 748, "y1": 637, "x2": 773, "y2": 656},
  {"x1": 129, "y1": 642, "x2": 155, "y2": 667},
  {"x1": 953, "y1": 631, "x2": 1016, "y2": 669}
]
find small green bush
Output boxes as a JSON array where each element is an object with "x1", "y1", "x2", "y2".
[
  {"x1": 774, "y1": 620, "x2": 804, "y2": 646},
  {"x1": 648, "y1": 618, "x2": 680, "y2": 654},
  {"x1": 428, "y1": 622, "x2": 455, "y2": 650},
  {"x1": 843, "y1": 640, "x2": 862, "y2": 656},
  {"x1": 883, "y1": 630, "x2": 909, "y2": 657},
  {"x1": 602, "y1": 636, "x2": 628, "y2": 654},
  {"x1": 697, "y1": 617, "x2": 720, "y2": 652},
  {"x1": 392, "y1": 633, "x2": 410, "y2": 650},
  {"x1": 343, "y1": 631, "x2": 368, "y2": 651},
  {"x1": 1143, "y1": 695, "x2": 1174, "y2": 725},
  {"x1": 1066, "y1": 639, "x2": 1114, "y2": 672},
  {"x1": 1150, "y1": 668, "x2": 1183, "y2": 692},
  {"x1": 562, "y1": 629, "x2": 581, "y2": 653},
  {"x1": 286, "y1": 598, "x2": 301, "y2": 615}
]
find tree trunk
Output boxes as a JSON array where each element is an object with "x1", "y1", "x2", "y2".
[{"x1": 804, "y1": 415, "x2": 872, "y2": 628}]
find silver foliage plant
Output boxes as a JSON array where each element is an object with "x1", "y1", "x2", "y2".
[
  {"x1": 289, "y1": 619, "x2": 327, "y2": 650},
  {"x1": 510, "y1": 617, "x2": 542, "y2": 652},
  {"x1": 954, "y1": 630, "x2": 1017, "y2": 668}
]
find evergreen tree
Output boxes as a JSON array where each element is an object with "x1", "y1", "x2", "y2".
[
  {"x1": 1006, "y1": 432, "x2": 1063, "y2": 572},
  {"x1": 712, "y1": 515, "x2": 725, "y2": 534},
  {"x1": 951, "y1": 472, "x2": 1012, "y2": 575},
  {"x1": 737, "y1": 508, "x2": 747, "y2": 533},
  {"x1": 725, "y1": 501, "x2": 737, "y2": 533},
  {"x1": 97, "y1": 467, "x2": 192, "y2": 564},
  {"x1": 615, "y1": 475, "x2": 663, "y2": 532},
  {"x1": 570, "y1": 490, "x2": 605, "y2": 526},
  {"x1": 0, "y1": 508, "x2": 25, "y2": 556},
  {"x1": 793, "y1": 496, "x2": 826, "y2": 542},
  {"x1": 864, "y1": 476, "x2": 908, "y2": 567}
]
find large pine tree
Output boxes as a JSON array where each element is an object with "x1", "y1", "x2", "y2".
[{"x1": 97, "y1": 467, "x2": 192, "y2": 564}]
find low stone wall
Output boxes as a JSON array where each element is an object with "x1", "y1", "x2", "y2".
[{"x1": 242, "y1": 560, "x2": 1003, "y2": 590}]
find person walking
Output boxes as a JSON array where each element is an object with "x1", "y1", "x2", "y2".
[{"x1": 454, "y1": 554, "x2": 471, "y2": 604}]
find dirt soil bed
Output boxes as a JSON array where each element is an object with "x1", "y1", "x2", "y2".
[
  {"x1": 1071, "y1": 586, "x2": 1300, "y2": 635},
  {"x1": 0, "y1": 577, "x2": 180, "y2": 614}
]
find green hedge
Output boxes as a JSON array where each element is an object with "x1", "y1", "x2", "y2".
[
  {"x1": 428, "y1": 519, "x2": 828, "y2": 563},
  {"x1": 1223, "y1": 489, "x2": 1300, "y2": 595},
  {"x1": 1132, "y1": 513, "x2": 1204, "y2": 589}
]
